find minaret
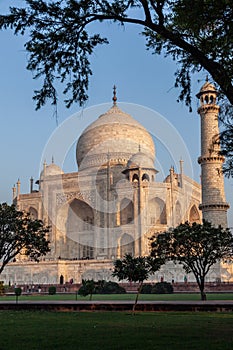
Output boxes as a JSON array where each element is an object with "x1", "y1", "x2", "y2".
[{"x1": 196, "y1": 80, "x2": 229, "y2": 227}]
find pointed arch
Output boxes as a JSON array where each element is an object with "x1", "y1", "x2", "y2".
[
  {"x1": 67, "y1": 198, "x2": 94, "y2": 232},
  {"x1": 120, "y1": 198, "x2": 134, "y2": 225},
  {"x1": 189, "y1": 204, "x2": 201, "y2": 224},
  {"x1": 149, "y1": 197, "x2": 167, "y2": 225},
  {"x1": 132, "y1": 174, "x2": 139, "y2": 182},
  {"x1": 29, "y1": 207, "x2": 38, "y2": 220},
  {"x1": 119, "y1": 233, "x2": 134, "y2": 257},
  {"x1": 57, "y1": 198, "x2": 95, "y2": 260},
  {"x1": 175, "y1": 201, "x2": 182, "y2": 226},
  {"x1": 142, "y1": 173, "x2": 150, "y2": 182}
]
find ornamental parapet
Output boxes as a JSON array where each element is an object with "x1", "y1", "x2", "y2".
[
  {"x1": 198, "y1": 155, "x2": 225, "y2": 164},
  {"x1": 199, "y1": 202, "x2": 230, "y2": 210},
  {"x1": 197, "y1": 105, "x2": 220, "y2": 114}
]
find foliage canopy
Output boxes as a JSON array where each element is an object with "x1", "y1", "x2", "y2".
[
  {"x1": 112, "y1": 254, "x2": 163, "y2": 311},
  {"x1": 1, "y1": 1, "x2": 233, "y2": 173},
  {"x1": 0, "y1": 0, "x2": 233, "y2": 110},
  {"x1": 150, "y1": 221, "x2": 233, "y2": 300},
  {"x1": 0, "y1": 203, "x2": 50, "y2": 275}
]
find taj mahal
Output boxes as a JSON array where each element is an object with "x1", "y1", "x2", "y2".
[{"x1": 1, "y1": 81, "x2": 232, "y2": 285}]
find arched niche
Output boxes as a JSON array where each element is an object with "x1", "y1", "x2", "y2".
[
  {"x1": 56, "y1": 198, "x2": 95, "y2": 260},
  {"x1": 120, "y1": 198, "x2": 134, "y2": 225},
  {"x1": 119, "y1": 233, "x2": 134, "y2": 257},
  {"x1": 142, "y1": 173, "x2": 150, "y2": 182},
  {"x1": 29, "y1": 207, "x2": 38, "y2": 220},
  {"x1": 132, "y1": 174, "x2": 139, "y2": 182},
  {"x1": 149, "y1": 197, "x2": 167, "y2": 225},
  {"x1": 189, "y1": 205, "x2": 201, "y2": 224},
  {"x1": 67, "y1": 199, "x2": 94, "y2": 233},
  {"x1": 175, "y1": 201, "x2": 182, "y2": 226}
]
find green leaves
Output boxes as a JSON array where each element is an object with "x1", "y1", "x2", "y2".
[
  {"x1": 0, "y1": 203, "x2": 50, "y2": 274},
  {"x1": 113, "y1": 253, "x2": 164, "y2": 312},
  {"x1": 112, "y1": 254, "x2": 163, "y2": 283},
  {"x1": 0, "y1": 0, "x2": 110, "y2": 109},
  {"x1": 1, "y1": 0, "x2": 233, "y2": 120},
  {"x1": 150, "y1": 220, "x2": 233, "y2": 299},
  {"x1": 78, "y1": 279, "x2": 96, "y2": 299}
]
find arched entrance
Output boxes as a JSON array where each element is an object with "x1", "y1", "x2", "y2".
[
  {"x1": 120, "y1": 198, "x2": 134, "y2": 225},
  {"x1": 119, "y1": 233, "x2": 134, "y2": 257},
  {"x1": 189, "y1": 205, "x2": 201, "y2": 224}
]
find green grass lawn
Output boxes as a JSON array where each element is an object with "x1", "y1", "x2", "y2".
[
  {"x1": 1, "y1": 292, "x2": 233, "y2": 301},
  {"x1": 0, "y1": 311, "x2": 232, "y2": 350}
]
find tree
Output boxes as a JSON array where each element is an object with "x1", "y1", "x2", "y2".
[
  {"x1": 150, "y1": 221, "x2": 233, "y2": 300},
  {"x1": 1, "y1": 1, "x2": 233, "y2": 170},
  {"x1": 112, "y1": 254, "x2": 163, "y2": 312},
  {"x1": 78, "y1": 279, "x2": 96, "y2": 300},
  {"x1": 0, "y1": 1, "x2": 232, "y2": 110},
  {"x1": 14, "y1": 287, "x2": 22, "y2": 304},
  {"x1": 0, "y1": 203, "x2": 50, "y2": 275}
]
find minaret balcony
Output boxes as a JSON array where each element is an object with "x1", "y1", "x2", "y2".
[
  {"x1": 198, "y1": 155, "x2": 225, "y2": 164},
  {"x1": 199, "y1": 202, "x2": 230, "y2": 211}
]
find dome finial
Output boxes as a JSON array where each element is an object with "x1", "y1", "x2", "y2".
[
  {"x1": 206, "y1": 75, "x2": 209, "y2": 82},
  {"x1": 112, "y1": 85, "x2": 117, "y2": 106}
]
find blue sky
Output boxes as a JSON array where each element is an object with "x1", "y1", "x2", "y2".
[{"x1": 0, "y1": 1, "x2": 232, "y2": 225}]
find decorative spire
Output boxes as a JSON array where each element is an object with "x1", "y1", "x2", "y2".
[
  {"x1": 30, "y1": 177, "x2": 34, "y2": 193},
  {"x1": 179, "y1": 158, "x2": 184, "y2": 175},
  {"x1": 112, "y1": 85, "x2": 117, "y2": 106},
  {"x1": 16, "y1": 178, "x2": 21, "y2": 199},
  {"x1": 206, "y1": 75, "x2": 208, "y2": 82},
  {"x1": 12, "y1": 184, "x2": 16, "y2": 201},
  {"x1": 52, "y1": 156, "x2": 54, "y2": 164}
]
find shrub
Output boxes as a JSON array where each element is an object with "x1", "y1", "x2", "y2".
[
  {"x1": 78, "y1": 280, "x2": 126, "y2": 298},
  {"x1": 151, "y1": 282, "x2": 173, "y2": 294},
  {"x1": 14, "y1": 287, "x2": 22, "y2": 296},
  {"x1": 78, "y1": 279, "x2": 95, "y2": 300},
  {"x1": 94, "y1": 280, "x2": 126, "y2": 294},
  {"x1": 48, "y1": 286, "x2": 56, "y2": 295},
  {"x1": 0, "y1": 281, "x2": 5, "y2": 295},
  {"x1": 141, "y1": 284, "x2": 153, "y2": 294}
]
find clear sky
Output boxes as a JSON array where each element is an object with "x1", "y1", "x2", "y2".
[{"x1": 0, "y1": 1, "x2": 233, "y2": 226}]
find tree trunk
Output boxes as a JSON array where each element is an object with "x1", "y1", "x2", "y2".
[
  {"x1": 132, "y1": 281, "x2": 143, "y2": 314},
  {"x1": 200, "y1": 278, "x2": 206, "y2": 301}
]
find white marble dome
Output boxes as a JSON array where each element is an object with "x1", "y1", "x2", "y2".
[
  {"x1": 127, "y1": 151, "x2": 155, "y2": 169},
  {"x1": 76, "y1": 104, "x2": 155, "y2": 171}
]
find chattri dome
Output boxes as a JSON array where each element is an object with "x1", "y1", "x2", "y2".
[
  {"x1": 196, "y1": 80, "x2": 218, "y2": 99},
  {"x1": 127, "y1": 151, "x2": 155, "y2": 169},
  {"x1": 76, "y1": 104, "x2": 155, "y2": 171},
  {"x1": 200, "y1": 81, "x2": 216, "y2": 92}
]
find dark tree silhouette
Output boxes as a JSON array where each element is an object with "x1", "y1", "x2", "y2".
[
  {"x1": 112, "y1": 254, "x2": 163, "y2": 312},
  {"x1": 150, "y1": 221, "x2": 233, "y2": 300},
  {"x1": 0, "y1": 203, "x2": 50, "y2": 274},
  {"x1": 0, "y1": 1, "x2": 232, "y2": 109},
  {"x1": 1, "y1": 1, "x2": 233, "y2": 172}
]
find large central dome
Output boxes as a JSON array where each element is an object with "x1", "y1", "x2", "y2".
[{"x1": 76, "y1": 104, "x2": 155, "y2": 171}]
